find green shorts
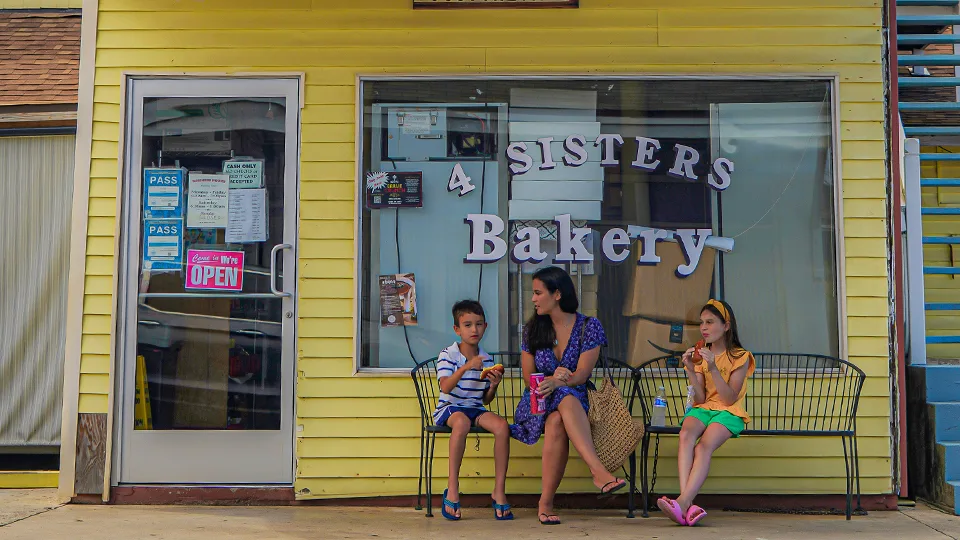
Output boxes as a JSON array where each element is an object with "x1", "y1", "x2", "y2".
[{"x1": 683, "y1": 408, "x2": 746, "y2": 437}]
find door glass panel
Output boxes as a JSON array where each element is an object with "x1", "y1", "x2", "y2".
[{"x1": 134, "y1": 96, "x2": 286, "y2": 431}]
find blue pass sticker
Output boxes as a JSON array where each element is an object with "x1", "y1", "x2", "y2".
[
  {"x1": 143, "y1": 168, "x2": 184, "y2": 219},
  {"x1": 143, "y1": 219, "x2": 183, "y2": 272}
]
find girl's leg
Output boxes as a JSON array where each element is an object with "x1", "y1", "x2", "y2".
[
  {"x1": 539, "y1": 412, "x2": 568, "y2": 523},
  {"x1": 676, "y1": 423, "x2": 733, "y2": 515},
  {"x1": 475, "y1": 413, "x2": 511, "y2": 515},
  {"x1": 677, "y1": 416, "x2": 708, "y2": 492},
  {"x1": 445, "y1": 412, "x2": 471, "y2": 518},
  {"x1": 555, "y1": 395, "x2": 622, "y2": 490}
]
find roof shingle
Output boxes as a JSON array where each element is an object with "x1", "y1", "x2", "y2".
[{"x1": 0, "y1": 11, "x2": 80, "y2": 106}]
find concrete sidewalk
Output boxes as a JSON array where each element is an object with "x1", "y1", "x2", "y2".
[{"x1": 0, "y1": 491, "x2": 957, "y2": 540}]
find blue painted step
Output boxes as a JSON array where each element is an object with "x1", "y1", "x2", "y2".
[
  {"x1": 932, "y1": 402, "x2": 960, "y2": 442},
  {"x1": 899, "y1": 34, "x2": 960, "y2": 45},
  {"x1": 897, "y1": 0, "x2": 958, "y2": 4},
  {"x1": 920, "y1": 151, "x2": 960, "y2": 157},
  {"x1": 898, "y1": 15, "x2": 960, "y2": 25},
  {"x1": 926, "y1": 366, "x2": 960, "y2": 402},
  {"x1": 900, "y1": 77, "x2": 960, "y2": 88},
  {"x1": 899, "y1": 55, "x2": 960, "y2": 66},
  {"x1": 922, "y1": 178, "x2": 960, "y2": 186},
  {"x1": 901, "y1": 102, "x2": 960, "y2": 111},
  {"x1": 943, "y1": 442, "x2": 960, "y2": 481}
]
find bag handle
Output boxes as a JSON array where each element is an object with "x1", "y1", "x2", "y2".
[{"x1": 579, "y1": 316, "x2": 614, "y2": 384}]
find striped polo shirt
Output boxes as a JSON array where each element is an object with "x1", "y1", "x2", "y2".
[{"x1": 433, "y1": 342, "x2": 494, "y2": 424}]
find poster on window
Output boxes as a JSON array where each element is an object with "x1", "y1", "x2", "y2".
[
  {"x1": 187, "y1": 172, "x2": 229, "y2": 228},
  {"x1": 366, "y1": 171, "x2": 423, "y2": 209},
  {"x1": 379, "y1": 273, "x2": 418, "y2": 327}
]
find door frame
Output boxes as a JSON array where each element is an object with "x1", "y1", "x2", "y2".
[{"x1": 111, "y1": 74, "x2": 303, "y2": 486}]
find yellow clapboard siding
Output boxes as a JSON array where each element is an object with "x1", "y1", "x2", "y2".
[
  {"x1": 0, "y1": 471, "x2": 59, "y2": 489},
  {"x1": 79, "y1": 373, "x2": 110, "y2": 395},
  {"x1": 80, "y1": 354, "x2": 111, "y2": 375},
  {"x1": 78, "y1": 393, "x2": 109, "y2": 414},
  {"x1": 80, "y1": 0, "x2": 891, "y2": 500},
  {"x1": 295, "y1": 456, "x2": 890, "y2": 480},
  {"x1": 299, "y1": 220, "x2": 354, "y2": 240},
  {"x1": 298, "y1": 414, "x2": 894, "y2": 439},
  {"x1": 98, "y1": 28, "x2": 661, "y2": 49},
  {"x1": 292, "y1": 476, "x2": 892, "y2": 498}
]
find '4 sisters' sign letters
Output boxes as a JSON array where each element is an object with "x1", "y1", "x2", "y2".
[{"x1": 446, "y1": 132, "x2": 736, "y2": 277}]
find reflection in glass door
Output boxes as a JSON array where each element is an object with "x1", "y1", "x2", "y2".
[{"x1": 117, "y1": 78, "x2": 299, "y2": 484}]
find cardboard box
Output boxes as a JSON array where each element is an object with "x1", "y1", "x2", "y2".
[
  {"x1": 626, "y1": 317, "x2": 700, "y2": 367},
  {"x1": 622, "y1": 241, "x2": 716, "y2": 324}
]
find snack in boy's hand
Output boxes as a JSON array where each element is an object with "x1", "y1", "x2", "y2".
[
  {"x1": 481, "y1": 363, "x2": 504, "y2": 378},
  {"x1": 692, "y1": 340, "x2": 706, "y2": 364}
]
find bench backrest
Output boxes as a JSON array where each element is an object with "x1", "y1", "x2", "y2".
[
  {"x1": 411, "y1": 351, "x2": 640, "y2": 428},
  {"x1": 632, "y1": 353, "x2": 866, "y2": 434}
]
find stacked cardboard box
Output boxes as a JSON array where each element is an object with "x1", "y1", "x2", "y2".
[{"x1": 622, "y1": 241, "x2": 715, "y2": 366}]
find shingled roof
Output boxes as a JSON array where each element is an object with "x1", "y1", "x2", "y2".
[{"x1": 0, "y1": 10, "x2": 80, "y2": 107}]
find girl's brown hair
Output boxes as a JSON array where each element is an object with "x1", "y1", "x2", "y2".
[{"x1": 702, "y1": 299, "x2": 747, "y2": 359}]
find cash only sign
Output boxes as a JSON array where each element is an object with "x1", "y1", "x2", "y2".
[{"x1": 448, "y1": 133, "x2": 737, "y2": 276}]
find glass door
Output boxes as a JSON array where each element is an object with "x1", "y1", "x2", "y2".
[{"x1": 116, "y1": 78, "x2": 299, "y2": 484}]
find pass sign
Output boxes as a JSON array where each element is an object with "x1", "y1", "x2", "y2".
[{"x1": 185, "y1": 249, "x2": 244, "y2": 291}]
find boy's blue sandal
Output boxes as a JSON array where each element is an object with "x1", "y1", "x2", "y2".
[
  {"x1": 441, "y1": 489, "x2": 461, "y2": 521},
  {"x1": 492, "y1": 501, "x2": 514, "y2": 521}
]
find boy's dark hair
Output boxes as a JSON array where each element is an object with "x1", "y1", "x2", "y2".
[{"x1": 452, "y1": 299, "x2": 485, "y2": 327}]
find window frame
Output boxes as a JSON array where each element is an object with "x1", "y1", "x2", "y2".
[{"x1": 352, "y1": 74, "x2": 845, "y2": 375}]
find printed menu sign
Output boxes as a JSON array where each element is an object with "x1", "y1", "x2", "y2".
[
  {"x1": 366, "y1": 171, "x2": 423, "y2": 209},
  {"x1": 187, "y1": 173, "x2": 229, "y2": 228},
  {"x1": 379, "y1": 273, "x2": 418, "y2": 327},
  {"x1": 225, "y1": 188, "x2": 267, "y2": 243}
]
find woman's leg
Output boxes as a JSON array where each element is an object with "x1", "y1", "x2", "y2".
[
  {"x1": 677, "y1": 416, "x2": 708, "y2": 492},
  {"x1": 445, "y1": 412, "x2": 471, "y2": 518},
  {"x1": 676, "y1": 423, "x2": 733, "y2": 515},
  {"x1": 475, "y1": 413, "x2": 511, "y2": 514},
  {"x1": 555, "y1": 395, "x2": 622, "y2": 489},
  {"x1": 539, "y1": 412, "x2": 568, "y2": 523}
]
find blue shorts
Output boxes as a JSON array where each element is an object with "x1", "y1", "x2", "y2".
[{"x1": 435, "y1": 406, "x2": 487, "y2": 427}]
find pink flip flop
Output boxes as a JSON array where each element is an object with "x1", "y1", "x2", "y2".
[
  {"x1": 656, "y1": 497, "x2": 688, "y2": 526},
  {"x1": 686, "y1": 504, "x2": 707, "y2": 526}
]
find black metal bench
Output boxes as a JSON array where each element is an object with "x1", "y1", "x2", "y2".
[
  {"x1": 633, "y1": 353, "x2": 867, "y2": 520},
  {"x1": 411, "y1": 351, "x2": 642, "y2": 517}
]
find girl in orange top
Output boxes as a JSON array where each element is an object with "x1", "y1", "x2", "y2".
[{"x1": 657, "y1": 299, "x2": 756, "y2": 527}]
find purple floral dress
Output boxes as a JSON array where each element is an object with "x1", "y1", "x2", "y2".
[{"x1": 510, "y1": 313, "x2": 607, "y2": 445}]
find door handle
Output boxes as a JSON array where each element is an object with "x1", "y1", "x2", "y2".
[{"x1": 270, "y1": 243, "x2": 293, "y2": 298}]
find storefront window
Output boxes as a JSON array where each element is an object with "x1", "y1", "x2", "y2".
[{"x1": 358, "y1": 78, "x2": 838, "y2": 369}]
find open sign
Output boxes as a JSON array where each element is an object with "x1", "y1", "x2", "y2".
[{"x1": 185, "y1": 249, "x2": 244, "y2": 291}]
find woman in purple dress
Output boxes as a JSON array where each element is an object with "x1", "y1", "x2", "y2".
[{"x1": 510, "y1": 266, "x2": 627, "y2": 525}]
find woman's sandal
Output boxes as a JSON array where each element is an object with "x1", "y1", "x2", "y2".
[
  {"x1": 597, "y1": 478, "x2": 627, "y2": 499},
  {"x1": 441, "y1": 489, "x2": 461, "y2": 521},
  {"x1": 538, "y1": 512, "x2": 561, "y2": 525},
  {"x1": 492, "y1": 501, "x2": 514, "y2": 521},
  {"x1": 685, "y1": 504, "x2": 707, "y2": 526},
  {"x1": 656, "y1": 497, "x2": 688, "y2": 526}
]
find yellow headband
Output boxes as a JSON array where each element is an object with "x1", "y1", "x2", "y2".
[{"x1": 707, "y1": 299, "x2": 729, "y2": 322}]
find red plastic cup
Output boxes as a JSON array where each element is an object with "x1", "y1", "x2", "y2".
[{"x1": 530, "y1": 373, "x2": 546, "y2": 415}]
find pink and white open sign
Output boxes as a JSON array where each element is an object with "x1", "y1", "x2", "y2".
[{"x1": 185, "y1": 249, "x2": 244, "y2": 291}]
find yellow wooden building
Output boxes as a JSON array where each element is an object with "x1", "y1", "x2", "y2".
[{"x1": 57, "y1": 0, "x2": 898, "y2": 509}]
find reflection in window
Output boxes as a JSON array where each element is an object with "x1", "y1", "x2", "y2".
[{"x1": 358, "y1": 79, "x2": 837, "y2": 369}]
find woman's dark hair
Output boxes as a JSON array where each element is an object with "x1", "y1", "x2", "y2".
[
  {"x1": 524, "y1": 266, "x2": 579, "y2": 353},
  {"x1": 702, "y1": 299, "x2": 747, "y2": 359}
]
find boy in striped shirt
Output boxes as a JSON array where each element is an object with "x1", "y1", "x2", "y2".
[{"x1": 434, "y1": 300, "x2": 512, "y2": 521}]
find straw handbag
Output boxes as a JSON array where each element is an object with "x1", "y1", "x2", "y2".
[{"x1": 580, "y1": 319, "x2": 646, "y2": 474}]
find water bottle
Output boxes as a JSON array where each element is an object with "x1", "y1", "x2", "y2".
[
  {"x1": 684, "y1": 385, "x2": 695, "y2": 415},
  {"x1": 651, "y1": 386, "x2": 667, "y2": 427}
]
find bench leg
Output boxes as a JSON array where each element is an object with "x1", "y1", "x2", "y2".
[
  {"x1": 627, "y1": 450, "x2": 636, "y2": 518},
  {"x1": 853, "y1": 435, "x2": 863, "y2": 512},
  {"x1": 416, "y1": 429, "x2": 426, "y2": 511},
  {"x1": 640, "y1": 431, "x2": 651, "y2": 518},
  {"x1": 842, "y1": 436, "x2": 852, "y2": 520},
  {"x1": 426, "y1": 433, "x2": 437, "y2": 518}
]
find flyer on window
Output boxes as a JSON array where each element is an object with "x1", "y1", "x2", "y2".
[{"x1": 379, "y1": 273, "x2": 418, "y2": 327}]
